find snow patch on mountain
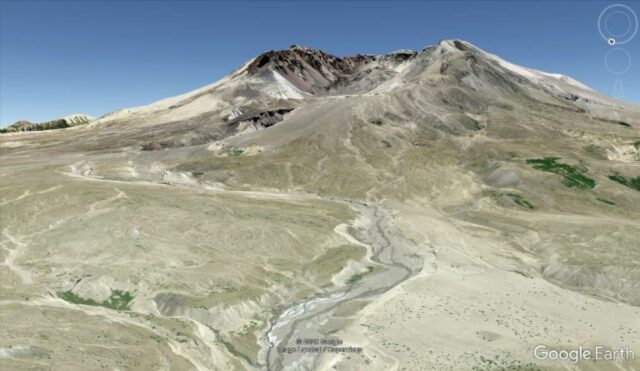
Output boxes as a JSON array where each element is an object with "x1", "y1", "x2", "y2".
[
  {"x1": 484, "y1": 50, "x2": 594, "y2": 92},
  {"x1": 265, "y1": 70, "x2": 306, "y2": 100}
]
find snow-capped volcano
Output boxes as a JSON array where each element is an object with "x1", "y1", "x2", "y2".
[{"x1": 91, "y1": 40, "x2": 633, "y2": 131}]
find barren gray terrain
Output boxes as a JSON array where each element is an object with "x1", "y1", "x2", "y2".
[{"x1": 1, "y1": 40, "x2": 639, "y2": 370}]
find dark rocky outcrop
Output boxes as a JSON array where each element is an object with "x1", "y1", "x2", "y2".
[
  {"x1": 227, "y1": 107, "x2": 294, "y2": 130},
  {"x1": 247, "y1": 46, "x2": 375, "y2": 94},
  {"x1": 247, "y1": 45, "x2": 374, "y2": 77},
  {"x1": 141, "y1": 141, "x2": 172, "y2": 151}
]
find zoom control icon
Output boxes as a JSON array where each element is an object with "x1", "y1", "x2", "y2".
[{"x1": 598, "y1": 4, "x2": 638, "y2": 45}]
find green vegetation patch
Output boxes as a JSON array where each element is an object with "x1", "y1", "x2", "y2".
[
  {"x1": 219, "y1": 336, "x2": 253, "y2": 365},
  {"x1": 381, "y1": 140, "x2": 392, "y2": 148},
  {"x1": 583, "y1": 144, "x2": 607, "y2": 160},
  {"x1": 608, "y1": 173, "x2": 640, "y2": 192},
  {"x1": 59, "y1": 289, "x2": 134, "y2": 311},
  {"x1": 526, "y1": 157, "x2": 595, "y2": 189},
  {"x1": 211, "y1": 327, "x2": 255, "y2": 366},
  {"x1": 346, "y1": 266, "x2": 374, "y2": 284},
  {"x1": 633, "y1": 140, "x2": 640, "y2": 150},
  {"x1": 306, "y1": 245, "x2": 366, "y2": 285},
  {"x1": 463, "y1": 117, "x2": 483, "y2": 131},
  {"x1": 229, "y1": 148, "x2": 244, "y2": 156}
]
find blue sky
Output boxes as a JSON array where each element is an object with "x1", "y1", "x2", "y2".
[{"x1": 1, "y1": 1, "x2": 638, "y2": 125}]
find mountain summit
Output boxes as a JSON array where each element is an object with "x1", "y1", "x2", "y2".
[{"x1": 90, "y1": 40, "x2": 635, "y2": 132}]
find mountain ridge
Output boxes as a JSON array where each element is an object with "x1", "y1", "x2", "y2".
[
  {"x1": 87, "y1": 39, "x2": 634, "y2": 131},
  {"x1": 0, "y1": 113, "x2": 95, "y2": 133}
]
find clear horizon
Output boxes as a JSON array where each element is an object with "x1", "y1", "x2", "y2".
[{"x1": 1, "y1": 0, "x2": 639, "y2": 126}]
